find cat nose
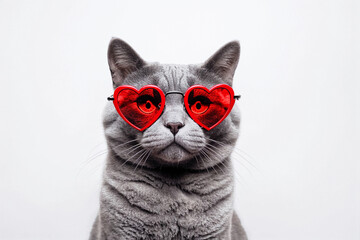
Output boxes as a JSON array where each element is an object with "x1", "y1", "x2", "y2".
[{"x1": 165, "y1": 122, "x2": 184, "y2": 135}]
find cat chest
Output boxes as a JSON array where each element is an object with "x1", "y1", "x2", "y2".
[{"x1": 100, "y1": 181, "x2": 233, "y2": 239}]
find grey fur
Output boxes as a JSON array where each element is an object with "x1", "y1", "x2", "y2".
[{"x1": 90, "y1": 38, "x2": 247, "y2": 240}]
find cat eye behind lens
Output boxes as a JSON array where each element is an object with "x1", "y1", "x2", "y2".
[
  {"x1": 108, "y1": 84, "x2": 240, "y2": 131},
  {"x1": 190, "y1": 100, "x2": 210, "y2": 114},
  {"x1": 136, "y1": 93, "x2": 161, "y2": 114}
]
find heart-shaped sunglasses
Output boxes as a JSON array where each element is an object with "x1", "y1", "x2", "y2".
[{"x1": 107, "y1": 84, "x2": 241, "y2": 131}]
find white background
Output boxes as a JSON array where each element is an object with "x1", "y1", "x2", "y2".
[{"x1": 0, "y1": 0, "x2": 359, "y2": 239}]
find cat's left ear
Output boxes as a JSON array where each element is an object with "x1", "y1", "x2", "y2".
[
  {"x1": 202, "y1": 41, "x2": 240, "y2": 86},
  {"x1": 108, "y1": 38, "x2": 146, "y2": 88}
]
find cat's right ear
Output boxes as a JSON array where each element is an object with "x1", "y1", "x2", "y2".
[
  {"x1": 107, "y1": 38, "x2": 146, "y2": 88},
  {"x1": 202, "y1": 41, "x2": 240, "y2": 86}
]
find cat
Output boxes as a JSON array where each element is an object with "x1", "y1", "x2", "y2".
[{"x1": 89, "y1": 38, "x2": 248, "y2": 240}]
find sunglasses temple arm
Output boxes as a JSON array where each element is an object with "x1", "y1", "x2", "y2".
[{"x1": 234, "y1": 95, "x2": 241, "y2": 100}]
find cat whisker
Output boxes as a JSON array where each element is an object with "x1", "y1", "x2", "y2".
[
  {"x1": 119, "y1": 147, "x2": 146, "y2": 168},
  {"x1": 112, "y1": 139, "x2": 139, "y2": 149},
  {"x1": 207, "y1": 142, "x2": 253, "y2": 177},
  {"x1": 206, "y1": 138, "x2": 260, "y2": 175},
  {"x1": 77, "y1": 141, "x2": 108, "y2": 178},
  {"x1": 196, "y1": 152, "x2": 210, "y2": 174},
  {"x1": 83, "y1": 147, "x2": 108, "y2": 165},
  {"x1": 233, "y1": 147, "x2": 256, "y2": 161},
  {"x1": 83, "y1": 150, "x2": 108, "y2": 166},
  {"x1": 193, "y1": 154, "x2": 199, "y2": 165},
  {"x1": 140, "y1": 149, "x2": 153, "y2": 171},
  {"x1": 231, "y1": 149, "x2": 261, "y2": 175},
  {"x1": 204, "y1": 145, "x2": 226, "y2": 164},
  {"x1": 82, "y1": 139, "x2": 139, "y2": 170},
  {"x1": 206, "y1": 138, "x2": 227, "y2": 147},
  {"x1": 232, "y1": 148, "x2": 260, "y2": 172},
  {"x1": 85, "y1": 141, "x2": 107, "y2": 159},
  {"x1": 133, "y1": 149, "x2": 150, "y2": 173},
  {"x1": 200, "y1": 150, "x2": 219, "y2": 175},
  {"x1": 204, "y1": 145, "x2": 232, "y2": 175},
  {"x1": 194, "y1": 154, "x2": 209, "y2": 174},
  {"x1": 231, "y1": 152, "x2": 256, "y2": 177},
  {"x1": 204, "y1": 147, "x2": 227, "y2": 176},
  {"x1": 205, "y1": 143, "x2": 247, "y2": 186},
  {"x1": 117, "y1": 143, "x2": 142, "y2": 158},
  {"x1": 108, "y1": 142, "x2": 142, "y2": 167},
  {"x1": 76, "y1": 158, "x2": 105, "y2": 180}
]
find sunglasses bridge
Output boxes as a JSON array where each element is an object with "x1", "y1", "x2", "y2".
[{"x1": 162, "y1": 91, "x2": 242, "y2": 106}]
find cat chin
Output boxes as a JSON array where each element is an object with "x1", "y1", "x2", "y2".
[{"x1": 152, "y1": 143, "x2": 193, "y2": 165}]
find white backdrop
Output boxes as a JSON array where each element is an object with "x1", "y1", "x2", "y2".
[{"x1": 0, "y1": 0, "x2": 359, "y2": 239}]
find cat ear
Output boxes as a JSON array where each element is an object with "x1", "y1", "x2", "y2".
[
  {"x1": 108, "y1": 38, "x2": 146, "y2": 87},
  {"x1": 203, "y1": 41, "x2": 240, "y2": 85}
]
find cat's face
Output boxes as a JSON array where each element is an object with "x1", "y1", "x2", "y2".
[{"x1": 103, "y1": 39, "x2": 241, "y2": 170}]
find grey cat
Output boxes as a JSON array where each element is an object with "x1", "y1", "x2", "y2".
[{"x1": 90, "y1": 38, "x2": 248, "y2": 240}]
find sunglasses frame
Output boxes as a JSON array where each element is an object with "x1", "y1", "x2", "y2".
[{"x1": 107, "y1": 84, "x2": 241, "y2": 131}]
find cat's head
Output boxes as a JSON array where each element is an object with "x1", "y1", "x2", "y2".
[{"x1": 103, "y1": 38, "x2": 241, "y2": 170}]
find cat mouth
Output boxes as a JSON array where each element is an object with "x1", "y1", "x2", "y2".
[{"x1": 156, "y1": 142, "x2": 192, "y2": 164}]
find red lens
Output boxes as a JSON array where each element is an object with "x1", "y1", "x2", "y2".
[
  {"x1": 113, "y1": 85, "x2": 165, "y2": 131},
  {"x1": 184, "y1": 85, "x2": 235, "y2": 130}
]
